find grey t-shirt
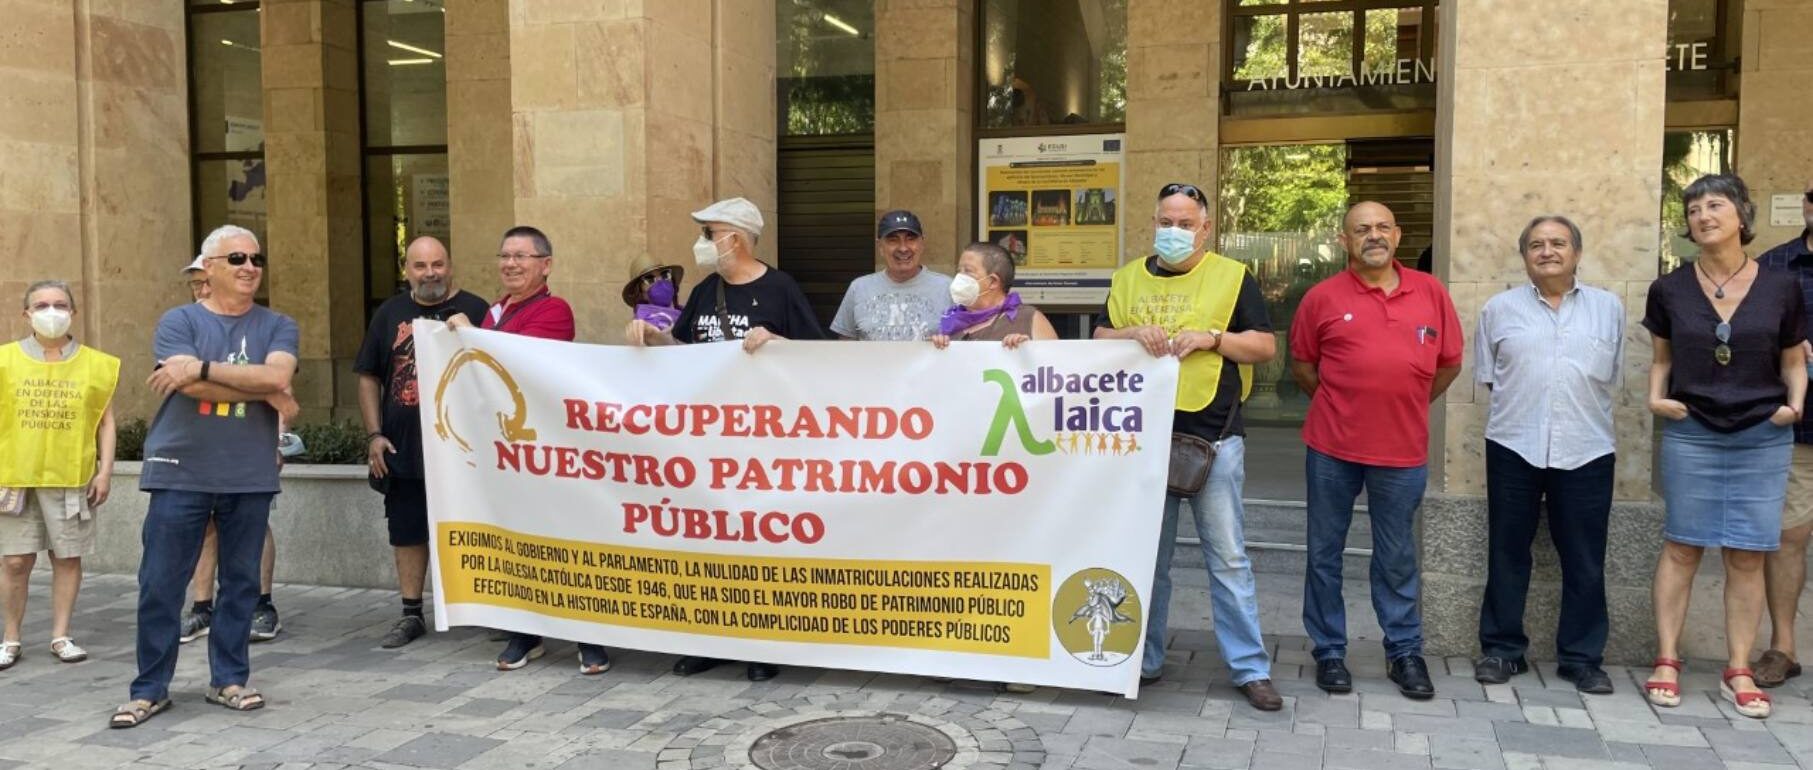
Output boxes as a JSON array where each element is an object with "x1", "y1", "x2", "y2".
[
  {"x1": 829, "y1": 269, "x2": 952, "y2": 341},
  {"x1": 140, "y1": 303, "x2": 301, "y2": 494}
]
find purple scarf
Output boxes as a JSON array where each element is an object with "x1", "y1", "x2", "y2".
[{"x1": 939, "y1": 292, "x2": 1023, "y2": 336}]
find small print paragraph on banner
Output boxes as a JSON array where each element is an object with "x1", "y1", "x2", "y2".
[{"x1": 415, "y1": 321, "x2": 1178, "y2": 695}]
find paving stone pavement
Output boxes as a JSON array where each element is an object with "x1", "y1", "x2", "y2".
[{"x1": 0, "y1": 573, "x2": 1809, "y2": 770}]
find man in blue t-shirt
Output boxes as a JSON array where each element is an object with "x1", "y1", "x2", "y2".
[{"x1": 113, "y1": 225, "x2": 300, "y2": 729}]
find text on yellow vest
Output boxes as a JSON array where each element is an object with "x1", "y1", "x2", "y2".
[{"x1": 1106, "y1": 253, "x2": 1252, "y2": 411}]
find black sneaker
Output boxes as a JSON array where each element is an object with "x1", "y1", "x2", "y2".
[
  {"x1": 746, "y1": 662, "x2": 779, "y2": 681},
  {"x1": 381, "y1": 616, "x2": 427, "y2": 649},
  {"x1": 1139, "y1": 671, "x2": 1163, "y2": 686},
  {"x1": 1389, "y1": 655, "x2": 1436, "y2": 700},
  {"x1": 1556, "y1": 664, "x2": 1614, "y2": 695},
  {"x1": 250, "y1": 605, "x2": 281, "y2": 642},
  {"x1": 1473, "y1": 655, "x2": 1529, "y2": 684},
  {"x1": 496, "y1": 635, "x2": 545, "y2": 670},
  {"x1": 673, "y1": 656, "x2": 725, "y2": 676},
  {"x1": 179, "y1": 610, "x2": 213, "y2": 644},
  {"x1": 1315, "y1": 658, "x2": 1353, "y2": 693},
  {"x1": 578, "y1": 645, "x2": 611, "y2": 675}
]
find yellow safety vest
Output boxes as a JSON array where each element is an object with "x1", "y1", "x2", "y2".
[
  {"x1": 1107, "y1": 253, "x2": 1252, "y2": 411},
  {"x1": 0, "y1": 341, "x2": 121, "y2": 488}
]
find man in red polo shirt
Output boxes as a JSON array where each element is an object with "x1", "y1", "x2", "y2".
[
  {"x1": 447, "y1": 225, "x2": 609, "y2": 676},
  {"x1": 1289, "y1": 201, "x2": 1462, "y2": 700}
]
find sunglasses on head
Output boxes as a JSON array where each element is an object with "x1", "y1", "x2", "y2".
[
  {"x1": 210, "y1": 252, "x2": 266, "y2": 268},
  {"x1": 1160, "y1": 183, "x2": 1208, "y2": 206}
]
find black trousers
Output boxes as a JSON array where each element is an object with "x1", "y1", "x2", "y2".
[{"x1": 1478, "y1": 441, "x2": 1615, "y2": 668}]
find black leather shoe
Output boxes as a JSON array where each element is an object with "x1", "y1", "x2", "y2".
[
  {"x1": 1473, "y1": 655, "x2": 1529, "y2": 684},
  {"x1": 1315, "y1": 659, "x2": 1352, "y2": 693},
  {"x1": 1139, "y1": 671, "x2": 1162, "y2": 686},
  {"x1": 1556, "y1": 664, "x2": 1614, "y2": 695},
  {"x1": 746, "y1": 662, "x2": 779, "y2": 681},
  {"x1": 1389, "y1": 655, "x2": 1436, "y2": 700},
  {"x1": 672, "y1": 656, "x2": 724, "y2": 676}
]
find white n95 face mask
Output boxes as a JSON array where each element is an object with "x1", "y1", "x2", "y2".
[
  {"x1": 948, "y1": 274, "x2": 981, "y2": 306},
  {"x1": 30, "y1": 308, "x2": 71, "y2": 338},
  {"x1": 693, "y1": 234, "x2": 730, "y2": 268}
]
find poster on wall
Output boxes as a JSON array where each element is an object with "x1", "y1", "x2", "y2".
[
  {"x1": 224, "y1": 116, "x2": 266, "y2": 235},
  {"x1": 413, "y1": 174, "x2": 451, "y2": 240},
  {"x1": 977, "y1": 134, "x2": 1125, "y2": 306}
]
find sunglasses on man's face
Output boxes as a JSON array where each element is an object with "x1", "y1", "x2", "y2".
[
  {"x1": 1160, "y1": 183, "x2": 1208, "y2": 206},
  {"x1": 210, "y1": 252, "x2": 266, "y2": 268}
]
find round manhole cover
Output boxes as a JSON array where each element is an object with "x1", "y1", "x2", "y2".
[{"x1": 749, "y1": 714, "x2": 959, "y2": 770}]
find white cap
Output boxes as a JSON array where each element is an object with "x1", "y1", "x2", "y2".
[
  {"x1": 180, "y1": 255, "x2": 208, "y2": 275},
  {"x1": 690, "y1": 197, "x2": 764, "y2": 238}
]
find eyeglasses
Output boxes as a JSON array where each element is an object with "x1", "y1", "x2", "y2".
[
  {"x1": 1715, "y1": 320, "x2": 1731, "y2": 366},
  {"x1": 496, "y1": 252, "x2": 549, "y2": 263},
  {"x1": 186, "y1": 279, "x2": 207, "y2": 291},
  {"x1": 1160, "y1": 183, "x2": 1208, "y2": 206},
  {"x1": 209, "y1": 252, "x2": 265, "y2": 268},
  {"x1": 638, "y1": 268, "x2": 675, "y2": 285}
]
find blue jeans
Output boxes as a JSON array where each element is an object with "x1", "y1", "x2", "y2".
[
  {"x1": 1143, "y1": 436, "x2": 1271, "y2": 685},
  {"x1": 1302, "y1": 447, "x2": 1425, "y2": 661},
  {"x1": 131, "y1": 490, "x2": 273, "y2": 702}
]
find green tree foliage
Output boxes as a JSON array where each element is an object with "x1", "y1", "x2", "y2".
[{"x1": 1220, "y1": 145, "x2": 1348, "y2": 236}]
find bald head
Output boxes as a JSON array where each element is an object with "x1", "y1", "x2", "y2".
[
  {"x1": 1339, "y1": 201, "x2": 1401, "y2": 270},
  {"x1": 404, "y1": 236, "x2": 453, "y2": 304}
]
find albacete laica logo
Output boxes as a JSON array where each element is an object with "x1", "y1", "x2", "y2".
[
  {"x1": 433, "y1": 347, "x2": 537, "y2": 462},
  {"x1": 978, "y1": 366, "x2": 1148, "y2": 458}
]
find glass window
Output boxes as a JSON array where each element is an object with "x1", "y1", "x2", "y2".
[
  {"x1": 363, "y1": 0, "x2": 448, "y2": 147},
  {"x1": 360, "y1": 0, "x2": 449, "y2": 313},
  {"x1": 363, "y1": 154, "x2": 450, "y2": 301},
  {"x1": 1223, "y1": 1, "x2": 1436, "y2": 117},
  {"x1": 1667, "y1": 0, "x2": 1737, "y2": 101},
  {"x1": 1659, "y1": 129, "x2": 1733, "y2": 276},
  {"x1": 980, "y1": 0, "x2": 1127, "y2": 130},
  {"x1": 777, "y1": 0, "x2": 874, "y2": 136},
  {"x1": 188, "y1": 3, "x2": 265, "y2": 257}
]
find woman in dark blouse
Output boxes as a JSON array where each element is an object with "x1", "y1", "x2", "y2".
[{"x1": 1640, "y1": 174, "x2": 1807, "y2": 719}]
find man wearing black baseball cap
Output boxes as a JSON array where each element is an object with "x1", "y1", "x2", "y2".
[{"x1": 829, "y1": 210, "x2": 952, "y2": 341}]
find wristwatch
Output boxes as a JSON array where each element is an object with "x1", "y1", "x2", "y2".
[{"x1": 1208, "y1": 329, "x2": 1224, "y2": 350}]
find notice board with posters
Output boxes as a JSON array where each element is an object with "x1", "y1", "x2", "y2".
[{"x1": 977, "y1": 134, "x2": 1125, "y2": 306}]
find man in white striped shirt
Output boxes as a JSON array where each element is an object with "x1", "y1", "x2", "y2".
[{"x1": 1472, "y1": 215, "x2": 1624, "y2": 694}]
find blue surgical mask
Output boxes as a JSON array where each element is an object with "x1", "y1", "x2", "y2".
[{"x1": 1153, "y1": 226, "x2": 1198, "y2": 264}]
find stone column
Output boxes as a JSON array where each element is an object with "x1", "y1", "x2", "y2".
[
  {"x1": 445, "y1": 0, "x2": 512, "y2": 300},
  {"x1": 262, "y1": 0, "x2": 366, "y2": 416},
  {"x1": 505, "y1": 0, "x2": 776, "y2": 342},
  {"x1": 0, "y1": 3, "x2": 190, "y2": 420},
  {"x1": 1736, "y1": 0, "x2": 1813, "y2": 250},
  {"x1": 1123, "y1": 0, "x2": 1218, "y2": 256},
  {"x1": 873, "y1": 0, "x2": 974, "y2": 275},
  {"x1": 1422, "y1": 0, "x2": 1668, "y2": 663}
]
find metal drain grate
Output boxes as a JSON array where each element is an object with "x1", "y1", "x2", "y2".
[{"x1": 748, "y1": 714, "x2": 960, "y2": 770}]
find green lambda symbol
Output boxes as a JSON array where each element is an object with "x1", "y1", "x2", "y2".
[{"x1": 980, "y1": 369, "x2": 1055, "y2": 456}]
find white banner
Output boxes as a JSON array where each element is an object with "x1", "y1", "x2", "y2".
[{"x1": 416, "y1": 323, "x2": 1178, "y2": 695}]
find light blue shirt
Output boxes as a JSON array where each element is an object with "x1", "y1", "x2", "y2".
[{"x1": 1475, "y1": 282, "x2": 1623, "y2": 470}]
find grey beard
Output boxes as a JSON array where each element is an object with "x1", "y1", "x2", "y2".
[{"x1": 413, "y1": 282, "x2": 449, "y2": 303}]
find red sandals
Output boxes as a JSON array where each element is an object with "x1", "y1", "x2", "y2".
[
  {"x1": 1644, "y1": 657, "x2": 1683, "y2": 707},
  {"x1": 1721, "y1": 668, "x2": 1772, "y2": 719}
]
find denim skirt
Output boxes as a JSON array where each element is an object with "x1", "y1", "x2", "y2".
[{"x1": 1659, "y1": 417, "x2": 1792, "y2": 551}]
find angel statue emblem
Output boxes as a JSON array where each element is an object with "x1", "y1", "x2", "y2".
[{"x1": 1068, "y1": 577, "x2": 1134, "y2": 662}]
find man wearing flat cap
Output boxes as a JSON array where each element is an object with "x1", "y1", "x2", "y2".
[
  {"x1": 625, "y1": 197, "x2": 822, "y2": 681},
  {"x1": 830, "y1": 210, "x2": 951, "y2": 341},
  {"x1": 625, "y1": 197, "x2": 823, "y2": 354}
]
